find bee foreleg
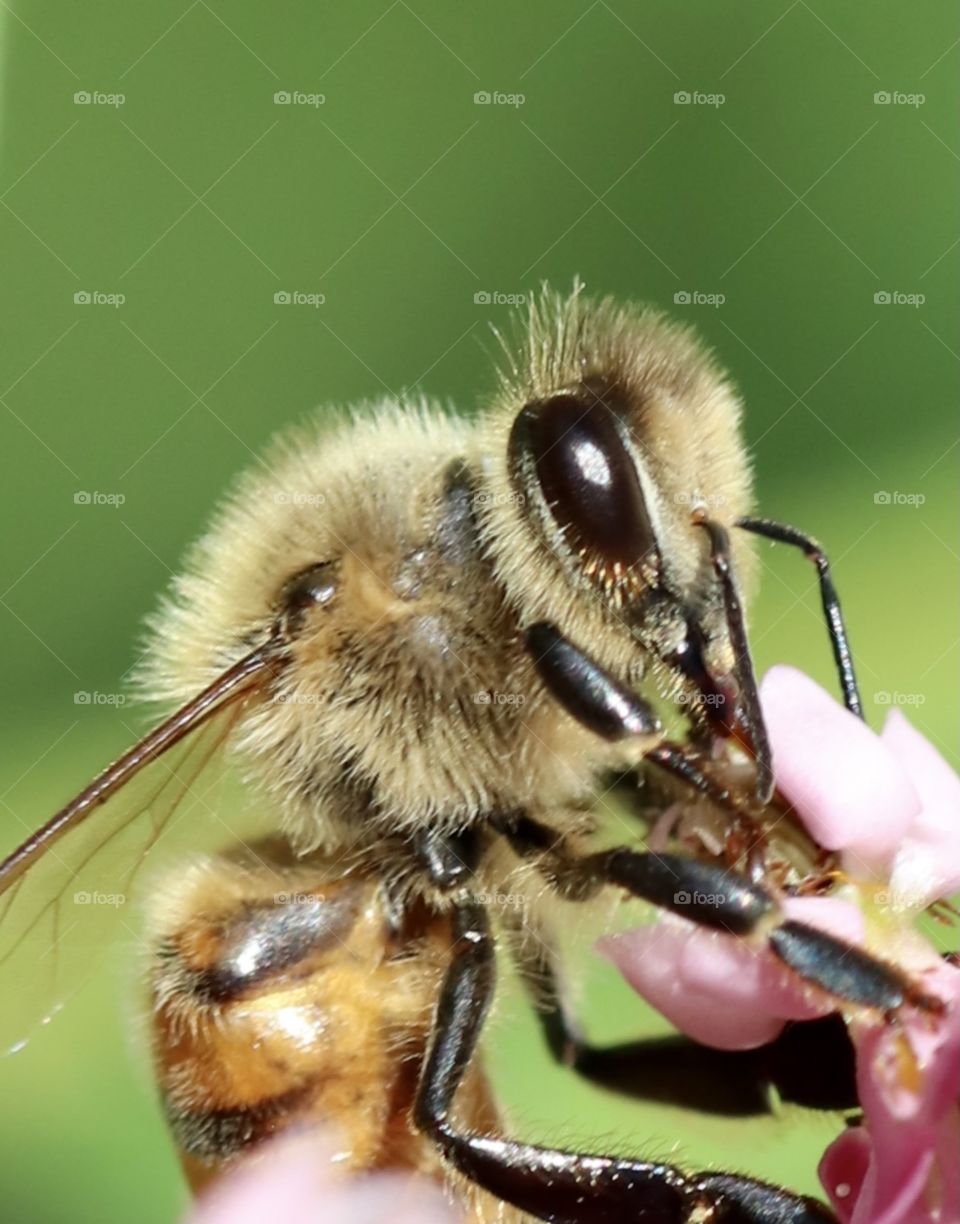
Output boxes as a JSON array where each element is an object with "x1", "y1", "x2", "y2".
[
  {"x1": 524, "y1": 620, "x2": 661, "y2": 742},
  {"x1": 497, "y1": 812, "x2": 933, "y2": 1018},
  {"x1": 524, "y1": 622, "x2": 752, "y2": 817}
]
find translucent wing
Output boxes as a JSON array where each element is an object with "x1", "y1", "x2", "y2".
[{"x1": 0, "y1": 646, "x2": 282, "y2": 1054}]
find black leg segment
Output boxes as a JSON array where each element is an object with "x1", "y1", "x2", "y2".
[
  {"x1": 769, "y1": 921, "x2": 916, "y2": 1013},
  {"x1": 415, "y1": 890, "x2": 836, "y2": 1222},
  {"x1": 507, "y1": 920, "x2": 859, "y2": 1116},
  {"x1": 497, "y1": 813, "x2": 939, "y2": 1018},
  {"x1": 525, "y1": 621, "x2": 660, "y2": 741},
  {"x1": 736, "y1": 516, "x2": 863, "y2": 719},
  {"x1": 524, "y1": 623, "x2": 754, "y2": 816},
  {"x1": 495, "y1": 811, "x2": 773, "y2": 932}
]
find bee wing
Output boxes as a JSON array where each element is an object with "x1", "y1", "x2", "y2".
[{"x1": 0, "y1": 646, "x2": 281, "y2": 1055}]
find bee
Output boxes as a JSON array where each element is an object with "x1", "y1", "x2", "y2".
[{"x1": 0, "y1": 285, "x2": 931, "y2": 1223}]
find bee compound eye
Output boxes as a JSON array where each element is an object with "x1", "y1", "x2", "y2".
[
  {"x1": 279, "y1": 561, "x2": 338, "y2": 632},
  {"x1": 509, "y1": 390, "x2": 660, "y2": 579}
]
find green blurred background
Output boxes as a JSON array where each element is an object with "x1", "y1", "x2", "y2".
[{"x1": 1, "y1": 3, "x2": 957, "y2": 1220}]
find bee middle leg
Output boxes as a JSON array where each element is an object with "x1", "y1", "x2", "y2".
[
  {"x1": 414, "y1": 838, "x2": 835, "y2": 1223},
  {"x1": 508, "y1": 918, "x2": 858, "y2": 1116}
]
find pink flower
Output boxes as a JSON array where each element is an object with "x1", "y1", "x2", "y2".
[
  {"x1": 185, "y1": 1132, "x2": 459, "y2": 1224},
  {"x1": 600, "y1": 666, "x2": 960, "y2": 1224},
  {"x1": 819, "y1": 959, "x2": 960, "y2": 1224}
]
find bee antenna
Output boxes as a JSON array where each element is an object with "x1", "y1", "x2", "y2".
[{"x1": 736, "y1": 516, "x2": 863, "y2": 719}]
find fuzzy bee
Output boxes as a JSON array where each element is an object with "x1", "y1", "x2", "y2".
[{"x1": 0, "y1": 285, "x2": 932, "y2": 1223}]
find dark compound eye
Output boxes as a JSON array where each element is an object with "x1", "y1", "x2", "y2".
[
  {"x1": 509, "y1": 389, "x2": 660, "y2": 580},
  {"x1": 279, "y1": 561, "x2": 338, "y2": 633}
]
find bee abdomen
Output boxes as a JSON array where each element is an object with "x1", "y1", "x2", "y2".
[
  {"x1": 147, "y1": 856, "x2": 437, "y2": 1185},
  {"x1": 156, "y1": 883, "x2": 363, "y2": 1006}
]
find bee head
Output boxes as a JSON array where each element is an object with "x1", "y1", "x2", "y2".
[{"x1": 477, "y1": 285, "x2": 765, "y2": 778}]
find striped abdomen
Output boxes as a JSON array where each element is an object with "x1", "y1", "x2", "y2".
[{"x1": 146, "y1": 841, "x2": 512, "y2": 1220}]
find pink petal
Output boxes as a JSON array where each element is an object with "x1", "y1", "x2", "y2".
[
  {"x1": 598, "y1": 919, "x2": 786, "y2": 1049},
  {"x1": 821, "y1": 962, "x2": 960, "y2": 1224},
  {"x1": 883, "y1": 710, "x2": 960, "y2": 904},
  {"x1": 782, "y1": 895, "x2": 867, "y2": 945},
  {"x1": 187, "y1": 1133, "x2": 458, "y2": 1224},
  {"x1": 760, "y1": 666, "x2": 920, "y2": 869},
  {"x1": 819, "y1": 1127, "x2": 871, "y2": 1223}
]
